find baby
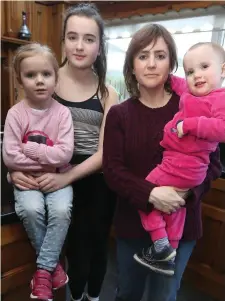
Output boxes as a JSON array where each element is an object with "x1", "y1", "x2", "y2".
[{"x1": 134, "y1": 42, "x2": 225, "y2": 276}]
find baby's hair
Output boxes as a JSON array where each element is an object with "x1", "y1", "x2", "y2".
[
  {"x1": 185, "y1": 42, "x2": 225, "y2": 63},
  {"x1": 13, "y1": 43, "x2": 59, "y2": 83}
]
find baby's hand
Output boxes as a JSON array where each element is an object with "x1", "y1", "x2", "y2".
[{"x1": 176, "y1": 121, "x2": 184, "y2": 138}]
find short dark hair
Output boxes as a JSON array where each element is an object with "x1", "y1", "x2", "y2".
[
  {"x1": 61, "y1": 3, "x2": 108, "y2": 99},
  {"x1": 123, "y1": 24, "x2": 178, "y2": 97}
]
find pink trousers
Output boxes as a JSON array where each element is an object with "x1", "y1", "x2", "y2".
[{"x1": 139, "y1": 207, "x2": 186, "y2": 249}]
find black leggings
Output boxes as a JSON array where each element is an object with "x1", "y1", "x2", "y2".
[{"x1": 66, "y1": 173, "x2": 116, "y2": 299}]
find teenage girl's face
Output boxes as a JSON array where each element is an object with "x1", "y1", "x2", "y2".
[
  {"x1": 64, "y1": 15, "x2": 100, "y2": 69},
  {"x1": 133, "y1": 37, "x2": 171, "y2": 91},
  {"x1": 20, "y1": 54, "x2": 56, "y2": 107}
]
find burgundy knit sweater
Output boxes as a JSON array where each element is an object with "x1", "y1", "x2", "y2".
[{"x1": 103, "y1": 93, "x2": 222, "y2": 240}]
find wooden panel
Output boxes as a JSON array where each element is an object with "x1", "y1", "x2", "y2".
[
  {"x1": 2, "y1": 263, "x2": 36, "y2": 294},
  {"x1": 211, "y1": 178, "x2": 225, "y2": 192},
  {"x1": 1, "y1": 55, "x2": 10, "y2": 123},
  {"x1": 203, "y1": 189, "x2": 225, "y2": 208},
  {"x1": 3, "y1": 1, "x2": 51, "y2": 45},
  {"x1": 1, "y1": 223, "x2": 28, "y2": 246},
  {"x1": 49, "y1": 3, "x2": 65, "y2": 63},
  {"x1": 202, "y1": 203, "x2": 225, "y2": 222},
  {"x1": 2, "y1": 240, "x2": 36, "y2": 274},
  {"x1": 1, "y1": 36, "x2": 32, "y2": 45},
  {"x1": 184, "y1": 265, "x2": 225, "y2": 301},
  {"x1": 32, "y1": 2, "x2": 51, "y2": 44},
  {"x1": 3, "y1": 285, "x2": 66, "y2": 301},
  {"x1": 3, "y1": 285, "x2": 31, "y2": 301},
  {"x1": 184, "y1": 178, "x2": 225, "y2": 301},
  {"x1": 1, "y1": 1, "x2": 6, "y2": 36},
  {"x1": 4, "y1": 1, "x2": 30, "y2": 37}
]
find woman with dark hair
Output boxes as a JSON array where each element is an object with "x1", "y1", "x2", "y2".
[
  {"x1": 103, "y1": 24, "x2": 221, "y2": 301},
  {"x1": 10, "y1": 3, "x2": 118, "y2": 301}
]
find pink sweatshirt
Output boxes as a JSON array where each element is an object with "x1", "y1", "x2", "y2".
[
  {"x1": 3, "y1": 100, "x2": 74, "y2": 174},
  {"x1": 146, "y1": 76, "x2": 225, "y2": 188}
]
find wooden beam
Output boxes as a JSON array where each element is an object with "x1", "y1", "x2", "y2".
[
  {"x1": 35, "y1": 1, "x2": 225, "y2": 18},
  {"x1": 97, "y1": 1, "x2": 225, "y2": 20}
]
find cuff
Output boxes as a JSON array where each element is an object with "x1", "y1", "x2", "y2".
[
  {"x1": 183, "y1": 118, "x2": 198, "y2": 135},
  {"x1": 23, "y1": 142, "x2": 39, "y2": 160}
]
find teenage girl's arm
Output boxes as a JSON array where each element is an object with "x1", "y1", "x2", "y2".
[{"x1": 35, "y1": 85, "x2": 119, "y2": 192}]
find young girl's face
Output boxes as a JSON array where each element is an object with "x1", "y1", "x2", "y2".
[
  {"x1": 184, "y1": 45, "x2": 225, "y2": 96},
  {"x1": 20, "y1": 54, "x2": 56, "y2": 106},
  {"x1": 64, "y1": 15, "x2": 100, "y2": 69}
]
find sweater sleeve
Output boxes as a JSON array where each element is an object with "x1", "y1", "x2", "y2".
[
  {"x1": 23, "y1": 108, "x2": 74, "y2": 167},
  {"x1": 2, "y1": 108, "x2": 44, "y2": 171},
  {"x1": 183, "y1": 92, "x2": 225, "y2": 142},
  {"x1": 170, "y1": 75, "x2": 188, "y2": 96},
  {"x1": 103, "y1": 106, "x2": 156, "y2": 212},
  {"x1": 190, "y1": 147, "x2": 222, "y2": 202}
]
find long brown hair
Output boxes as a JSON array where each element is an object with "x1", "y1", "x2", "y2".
[
  {"x1": 123, "y1": 24, "x2": 178, "y2": 97},
  {"x1": 61, "y1": 3, "x2": 108, "y2": 99}
]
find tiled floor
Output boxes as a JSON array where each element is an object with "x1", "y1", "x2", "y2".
[{"x1": 99, "y1": 241, "x2": 215, "y2": 301}]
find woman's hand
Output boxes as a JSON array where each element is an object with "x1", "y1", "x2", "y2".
[
  {"x1": 10, "y1": 171, "x2": 39, "y2": 190},
  {"x1": 36, "y1": 173, "x2": 70, "y2": 193},
  {"x1": 149, "y1": 186, "x2": 185, "y2": 214}
]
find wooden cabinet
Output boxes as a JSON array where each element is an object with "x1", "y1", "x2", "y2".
[
  {"x1": 184, "y1": 178, "x2": 225, "y2": 301},
  {"x1": 3, "y1": 1, "x2": 51, "y2": 44},
  {"x1": 1, "y1": 1, "x2": 66, "y2": 123}
]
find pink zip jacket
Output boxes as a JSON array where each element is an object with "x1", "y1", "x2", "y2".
[
  {"x1": 147, "y1": 76, "x2": 225, "y2": 188},
  {"x1": 3, "y1": 100, "x2": 74, "y2": 174}
]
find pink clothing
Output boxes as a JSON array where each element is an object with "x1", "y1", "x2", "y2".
[
  {"x1": 147, "y1": 76, "x2": 225, "y2": 188},
  {"x1": 140, "y1": 75, "x2": 225, "y2": 247},
  {"x1": 3, "y1": 100, "x2": 74, "y2": 174},
  {"x1": 139, "y1": 208, "x2": 186, "y2": 249}
]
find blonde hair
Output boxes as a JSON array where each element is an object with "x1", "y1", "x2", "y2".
[
  {"x1": 13, "y1": 43, "x2": 59, "y2": 83},
  {"x1": 185, "y1": 42, "x2": 225, "y2": 63}
]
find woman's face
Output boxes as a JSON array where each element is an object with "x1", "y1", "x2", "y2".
[
  {"x1": 64, "y1": 15, "x2": 100, "y2": 69},
  {"x1": 133, "y1": 37, "x2": 171, "y2": 90}
]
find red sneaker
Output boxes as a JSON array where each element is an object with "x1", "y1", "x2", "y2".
[
  {"x1": 30, "y1": 269, "x2": 53, "y2": 300},
  {"x1": 52, "y1": 263, "x2": 69, "y2": 290}
]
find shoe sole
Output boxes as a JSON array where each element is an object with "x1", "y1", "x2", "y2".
[
  {"x1": 30, "y1": 293, "x2": 53, "y2": 301},
  {"x1": 30, "y1": 280, "x2": 53, "y2": 301},
  {"x1": 53, "y1": 274, "x2": 69, "y2": 290},
  {"x1": 133, "y1": 254, "x2": 174, "y2": 276}
]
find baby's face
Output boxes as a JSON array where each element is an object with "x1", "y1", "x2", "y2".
[{"x1": 184, "y1": 45, "x2": 224, "y2": 96}]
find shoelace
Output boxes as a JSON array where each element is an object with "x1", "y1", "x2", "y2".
[{"x1": 142, "y1": 246, "x2": 154, "y2": 259}]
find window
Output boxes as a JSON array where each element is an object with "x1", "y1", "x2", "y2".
[{"x1": 106, "y1": 11, "x2": 225, "y2": 99}]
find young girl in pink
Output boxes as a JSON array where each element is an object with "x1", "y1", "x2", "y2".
[
  {"x1": 134, "y1": 42, "x2": 225, "y2": 276},
  {"x1": 3, "y1": 43, "x2": 74, "y2": 300}
]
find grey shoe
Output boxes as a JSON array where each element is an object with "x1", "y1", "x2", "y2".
[{"x1": 133, "y1": 245, "x2": 176, "y2": 276}]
